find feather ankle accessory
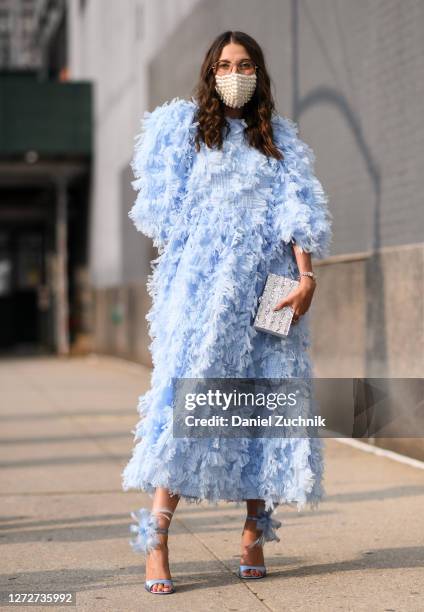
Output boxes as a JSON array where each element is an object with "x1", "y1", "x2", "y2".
[
  {"x1": 245, "y1": 509, "x2": 282, "y2": 549},
  {"x1": 129, "y1": 506, "x2": 174, "y2": 554}
]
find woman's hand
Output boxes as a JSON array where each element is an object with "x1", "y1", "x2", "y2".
[{"x1": 273, "y1": 277, "x2": 316, "y2": 323}]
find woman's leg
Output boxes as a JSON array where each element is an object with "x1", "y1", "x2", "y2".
[
  {"x1": 240, "y1": 499, "x2": 266, "y2": 577},
  {"x1": 145, "y1": 487, "x2": 180, "y2": 592}
]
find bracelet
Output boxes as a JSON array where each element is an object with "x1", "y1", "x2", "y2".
[{"x1": 298, "y1": 271, "x2": 316, "y2": 282}]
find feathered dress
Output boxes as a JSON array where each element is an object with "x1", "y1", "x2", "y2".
[{"x1": 121, "y1": 97, "x2": 333, "y2": 520}]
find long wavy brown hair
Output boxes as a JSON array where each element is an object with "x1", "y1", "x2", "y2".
[{"x1": 191, "y1": 31, "x2": 283, "y2": 160}]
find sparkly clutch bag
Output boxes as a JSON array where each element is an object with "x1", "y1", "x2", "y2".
[{"x1": 253, "y1": 273, "x2": 300, "y2": 337}]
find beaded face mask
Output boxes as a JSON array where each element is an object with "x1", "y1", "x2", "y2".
[{"x1": 215, "y1": 72, "x2": 257, "y2": 109}]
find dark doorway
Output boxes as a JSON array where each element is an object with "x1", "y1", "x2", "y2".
[{"x1": 0, "y1": 225, "x2": 48, "y2": 353}]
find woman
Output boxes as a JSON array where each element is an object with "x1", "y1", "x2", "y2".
[{"x1": 122, "y1": 30, "x2": 332, "y2": 595}]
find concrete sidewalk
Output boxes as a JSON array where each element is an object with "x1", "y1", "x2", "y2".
[{"x1": 0, "y1": 355, "x2": 423, "y2": 612}]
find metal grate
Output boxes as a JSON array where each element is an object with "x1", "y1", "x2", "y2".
[{"x1": 0, "y1": 0, "x2": 65, "y2": 70}]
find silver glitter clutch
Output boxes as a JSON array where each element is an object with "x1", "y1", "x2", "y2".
[{"x1": 253, "y1": 273, "x2": 300, "y2": 337}]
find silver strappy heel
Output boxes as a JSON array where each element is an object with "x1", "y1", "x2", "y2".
[{"x1": 129, "y1": 506, "x2": 175, "y2": 595}]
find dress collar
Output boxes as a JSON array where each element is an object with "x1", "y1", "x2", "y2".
[
  {"x1": 227, "y1": 117, "x2": 248, "y2": 133},
  {"x1": 227, "y1": 116, "x2": 247, "y2": 126}
]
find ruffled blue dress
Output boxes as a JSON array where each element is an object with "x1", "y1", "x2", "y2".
[{"x1": 121, "y1": 97, "x2": 333, "y2": 516}]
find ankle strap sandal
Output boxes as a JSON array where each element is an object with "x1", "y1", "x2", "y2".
[
  {"x1": 129, "y1": 506, "x2": 175, "y2": 595},
  {"x1": 238, "y1": 509, "x2": 282, "y2": 580}
]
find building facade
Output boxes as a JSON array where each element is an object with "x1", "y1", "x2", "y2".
[{"x1": 0, "y1": 0, "x2": 92, "y2": 356}]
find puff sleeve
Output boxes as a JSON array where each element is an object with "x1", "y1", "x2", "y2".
[
  {"x1": 271, "y1": 114, "x2": 333, "y2": 259},
  {"x1": 129, "y1": 97, "x2": 196, "y2": 250}
]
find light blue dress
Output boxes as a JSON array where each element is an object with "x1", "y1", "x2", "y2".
[{"x1": 121, "y1": 97, "x2": 333, "y2": 516}]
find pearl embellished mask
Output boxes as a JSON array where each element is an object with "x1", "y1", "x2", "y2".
[{"x1": 215, "y1": 72, "x2": 257, "y2": 109}]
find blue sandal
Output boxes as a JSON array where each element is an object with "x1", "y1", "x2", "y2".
[
  {"x1": 129, "y1": 506, "x2": 175, "y2": 595},
  {"x1": 238, "y1": 509, "x2": 282, "y2": 580}
]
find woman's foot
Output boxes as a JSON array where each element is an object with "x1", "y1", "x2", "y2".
[
  {"x1": 240, "y1": 516, "x2": 265, "y2": 577},
  {"x1": 145, "y1": 531, "x2": 173, "y2": 593}
]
